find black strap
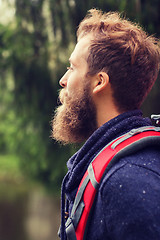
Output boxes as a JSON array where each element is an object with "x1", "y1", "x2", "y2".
[
  {"x1": 88, "y1": 163, "x2": 99, "y2": 189},
  {"x1": 72, "y1": 201, "x2": 85, "y2": 228},
  {"x1": 70, "y1": 175, "x2": 89, "y2": 217},
  {"x1": 65, "y1": 218, "x2": 77, "y2": 240},
  {"x1": 65, "y1": 175, "x2": 90, "y2": 240},
  {"x1": 111, "y1": 126, "x2": 160, "y2": 149}
]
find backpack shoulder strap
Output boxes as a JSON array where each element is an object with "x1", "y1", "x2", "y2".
[{"x1": 65, "y1": 126, "x2": 160, "y2": 240}]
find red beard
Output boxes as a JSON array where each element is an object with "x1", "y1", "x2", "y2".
[{"x1": 52, "y1": 85, "x2": 97, "y2": 145}]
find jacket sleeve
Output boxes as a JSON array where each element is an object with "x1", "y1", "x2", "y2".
[{"x1": 100, "y1": 163, "x2": 160, "y2": 240}]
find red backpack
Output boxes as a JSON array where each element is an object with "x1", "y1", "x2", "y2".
[{"x1": 65, "y1": 126, "x2": 160, "y2": 240}]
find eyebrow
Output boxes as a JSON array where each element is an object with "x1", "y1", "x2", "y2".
[{"x1": 69, "y1": 57, "x2": 77, "y2": 66}]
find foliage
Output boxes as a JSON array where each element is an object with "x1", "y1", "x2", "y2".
[
  {"x1": 0, "y1": 0, "x2": 160, "y2": 190},
  {"x1": 0, "y1": 154, "x2": 22, "y2": 182}
]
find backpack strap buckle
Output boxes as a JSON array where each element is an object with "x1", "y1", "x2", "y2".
[{"x1": 151, "y1": 114, "x2": 160, "y2": 125}]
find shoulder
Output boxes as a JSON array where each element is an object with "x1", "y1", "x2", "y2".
[
  {"x1": 100, "y1": 146, "x2": 160, "y2": 202},
  {"x1": 100, "y1": 145, "x2": 160, "y2": 186},
  {"x1": 98, "y1": 147, "x2": 160, "y2": 239}
]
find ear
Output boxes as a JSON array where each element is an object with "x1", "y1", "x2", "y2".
[{"x1": 92, "y1": 72, "x2": 109, "y2": 94}]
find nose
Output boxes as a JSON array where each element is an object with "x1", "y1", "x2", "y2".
[{"x1": 59, "y1": 72, "x2": 67, "y2": 87}]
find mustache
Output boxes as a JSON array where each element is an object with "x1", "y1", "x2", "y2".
[{"x1": 57, "y1": 89, "x2": 68, "y2": 105}]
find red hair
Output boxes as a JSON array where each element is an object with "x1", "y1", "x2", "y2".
[{"x1": 77, "y1": 9, "x2": 160, "y2": 112}]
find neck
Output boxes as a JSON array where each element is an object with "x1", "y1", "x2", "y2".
[
  {"x1": 91, "y1": 78, "x2": 122, "y2": 128},
  {"x1": 97, "y1": 106, "x2": 121, "y2": 128},
  {"x1": 94, "y1": 95, "x2": 121, "y2": 128}
]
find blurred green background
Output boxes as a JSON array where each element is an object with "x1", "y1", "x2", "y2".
[{"x1": 0, "y1": 0, "x2": 160, "y2": 239}]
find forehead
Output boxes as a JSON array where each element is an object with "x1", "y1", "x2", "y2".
[{"x1": 70, "y1": 34, "x2": 93, "y2": 64}]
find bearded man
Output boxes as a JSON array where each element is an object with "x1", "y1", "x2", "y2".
[{"x1": 52, "y1": 9, "x2": 160, "y2": 240}]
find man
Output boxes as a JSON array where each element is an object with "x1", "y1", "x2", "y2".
[{"x1": 52, "y1": 9, "x2": 160, "y2": 240}]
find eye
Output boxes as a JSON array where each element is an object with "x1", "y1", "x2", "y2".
[{"x1": 67, "y1": 67, "x2": 74, "y2": 71}]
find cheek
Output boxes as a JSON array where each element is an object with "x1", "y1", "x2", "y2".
[{"x1": 67, "y1": 76, "x2": 82, "y2": 98}]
